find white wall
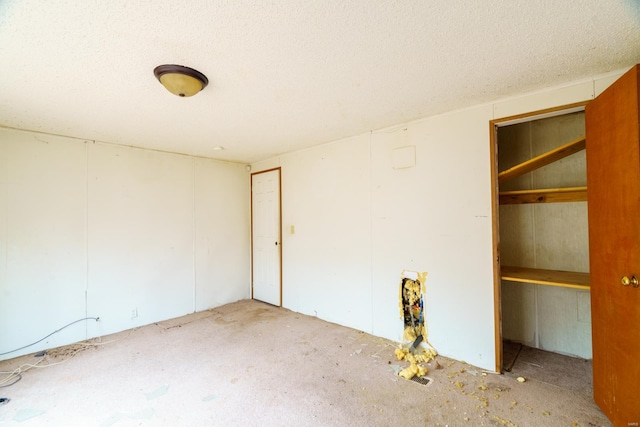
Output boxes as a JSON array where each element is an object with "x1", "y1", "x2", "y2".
[
  {"x1": 285, "y1": 135, "x2": 372, "y2": 330},
  {"x1": 251, "y1": 69, "x2": 626, "y2": 371},
  {"x1": 0, "y1": 131, "x2": 87, "y2": 359},
  {"x1": 0, "y1": 130, "x2": 250, "y2": 361},
  {"x1": 195, "y1": 158, "x2": 251, "y2": 310}
]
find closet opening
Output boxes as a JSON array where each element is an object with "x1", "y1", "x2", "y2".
[{"x1": 491, "y1": 104, "x2": 592, "y2": 394}]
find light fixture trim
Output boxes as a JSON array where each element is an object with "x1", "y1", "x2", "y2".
[{"x1": 153, "y1": 64, "x2": 208, "y2": 97}]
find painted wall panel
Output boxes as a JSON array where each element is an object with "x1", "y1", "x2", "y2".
[
  {"x1": 86, "y1": 143, "x2": 195, "y2": 336},
  {"x1": 537, "y1": 286, "x2": 592, "y2": 358},
  {"x1": 393, "y1": 106, "x2": 496, "y2": 368},
  {"x1": 501, "y1": 281, "x2": 537, "y2": 346},
  {"x1": 194, "y1": 158, "x2": 250, "y2": 310},
  {"x1": 370, "y1": 126, "x2": 421, "y2": 343},
  {"x1": 1, "y1": 130, "x2": 250, "y2": 361},
  {"x1": 1, "y1": 133, "x2": 251, "y2": 361},
  {"x1": 277, "y1": 135, "x2": 372, "y2": 331},
  {"x1": 0, "y1": 130, "x2": 88, "y2": 358}
]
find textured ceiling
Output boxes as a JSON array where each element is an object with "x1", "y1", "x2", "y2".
[{"x1": 1, "y1": 1, "x2": 639, "y2": 163}]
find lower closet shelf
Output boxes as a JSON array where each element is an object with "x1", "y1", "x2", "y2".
[{"x1": 501, "y1": 266, "x2": 590, "y2": 290}]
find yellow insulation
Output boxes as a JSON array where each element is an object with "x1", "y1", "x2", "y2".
[
  {"x1": 396, "y1": 270, "x2": 437, "y2": 381},
  {"x1": 398, "y1": 363, "x2": 428, "y2": 380}
]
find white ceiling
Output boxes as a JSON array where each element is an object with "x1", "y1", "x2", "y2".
[{"x1": 1, "y1": 1, "x2": 639, "y2": 163}]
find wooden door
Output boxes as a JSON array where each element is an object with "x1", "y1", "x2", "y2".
[
  {"x1": 251, "y1": 168, "x2": 282, "y2": 306},
  {"x1": 586, "y1": 64, "x2": 640, "y2": 426}
]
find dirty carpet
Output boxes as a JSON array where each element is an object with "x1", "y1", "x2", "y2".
[{"x1": 0, "y1": 299, "x2": 610, "y2": 426}]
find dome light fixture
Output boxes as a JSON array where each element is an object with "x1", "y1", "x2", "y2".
[{"x1": 153, "y1": 64, "x2": 208, "y2": 97}]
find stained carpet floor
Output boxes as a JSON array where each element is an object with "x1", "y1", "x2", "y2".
[{"x1": 0, "y1": 300, "x2": 610, "y2": 426}]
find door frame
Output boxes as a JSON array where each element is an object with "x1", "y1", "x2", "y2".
[
  {"x1": 250, "y1": 167, "x2": 283, "y2": 306},
  {"x1": 489, "y1": 101, "x2": 588, "y2": 372}
]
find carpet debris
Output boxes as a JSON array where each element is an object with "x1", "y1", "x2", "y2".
[{"x1": 493, "y1": 415, "x2": 518, "y2": 426}]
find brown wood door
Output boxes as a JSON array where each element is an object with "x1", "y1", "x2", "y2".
[{"x1": 586, "y1": 64, "x2": 640, "y2": 426}]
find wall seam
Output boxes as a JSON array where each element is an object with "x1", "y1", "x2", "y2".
[
  {"x1": 369, "y1": 131, "x2": 374, "y2": 335},
  {"x1": 192, "y1": 157, "x2": 197, "y2": 313},
  {"x1": 2, "y1": 148, "x2": 6, "y2": 305},
  {"x1": 84, "y1": 141, "x2": 89, "y2": 338}
]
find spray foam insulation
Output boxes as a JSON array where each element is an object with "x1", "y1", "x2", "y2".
[{"x1": 395, "y1": 270, "x2": 437, "y2": 380}]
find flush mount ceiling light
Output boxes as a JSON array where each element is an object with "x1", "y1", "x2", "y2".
[{"x1": 153, "y1": 64, "x2": 208, "y2": 97}]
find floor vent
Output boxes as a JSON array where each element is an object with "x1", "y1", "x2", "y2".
[{"x1": 410, "y1": 376, "x2": 431, "y2": 386}]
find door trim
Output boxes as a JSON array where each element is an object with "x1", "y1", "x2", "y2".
[
  {"x1": 489, "y1": 101, "x2": 588, "y2": 372},
  {"x1": 250, "y1": 167, "x2": 283, "y2": 306}
]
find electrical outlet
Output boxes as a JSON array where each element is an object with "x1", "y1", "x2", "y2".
[{"x1": 131, "y1": 308, "x2": 138, "y2": 319}]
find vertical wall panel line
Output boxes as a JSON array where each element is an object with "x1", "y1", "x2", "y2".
[
  {"x1": 84, "y1": 141, "x2": 89, "y2": 337},
  {"x1": 368, "y1": 131, "x2": 374, "y2": 335},
  {"x1": 192, "y1": 158, "x2": 197, "y2": 313}
]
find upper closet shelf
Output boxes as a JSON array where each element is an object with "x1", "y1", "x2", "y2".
[
  {"x1": 499, "y1": 186, "x2": 587, "y2": 204},
  {"x1": 498, "y1": 136, "x2": 586, "y2": 184}
]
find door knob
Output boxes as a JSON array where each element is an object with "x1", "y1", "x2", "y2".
[{"x1": 621, "y1": 275, "x2": 639, "y2": 287}]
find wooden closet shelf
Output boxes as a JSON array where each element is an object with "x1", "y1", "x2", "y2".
[
  {"x1": 501, "y1": 266, "x2": 590, "y2": 290},
  {"x1": 499, "y1": 186, "x2": 587, "y2": 204},
  {"x1": 498, "y1": 136, "x2": 586, "y2": 184}
]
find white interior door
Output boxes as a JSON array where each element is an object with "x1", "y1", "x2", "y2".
[{"x1": 251, "y1": 169, "x2": 281, "y2": 306}]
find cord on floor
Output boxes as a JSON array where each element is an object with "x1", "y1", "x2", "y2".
[{"x1": 0, "y1": 317, "x2": 100, "y2": 357}]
